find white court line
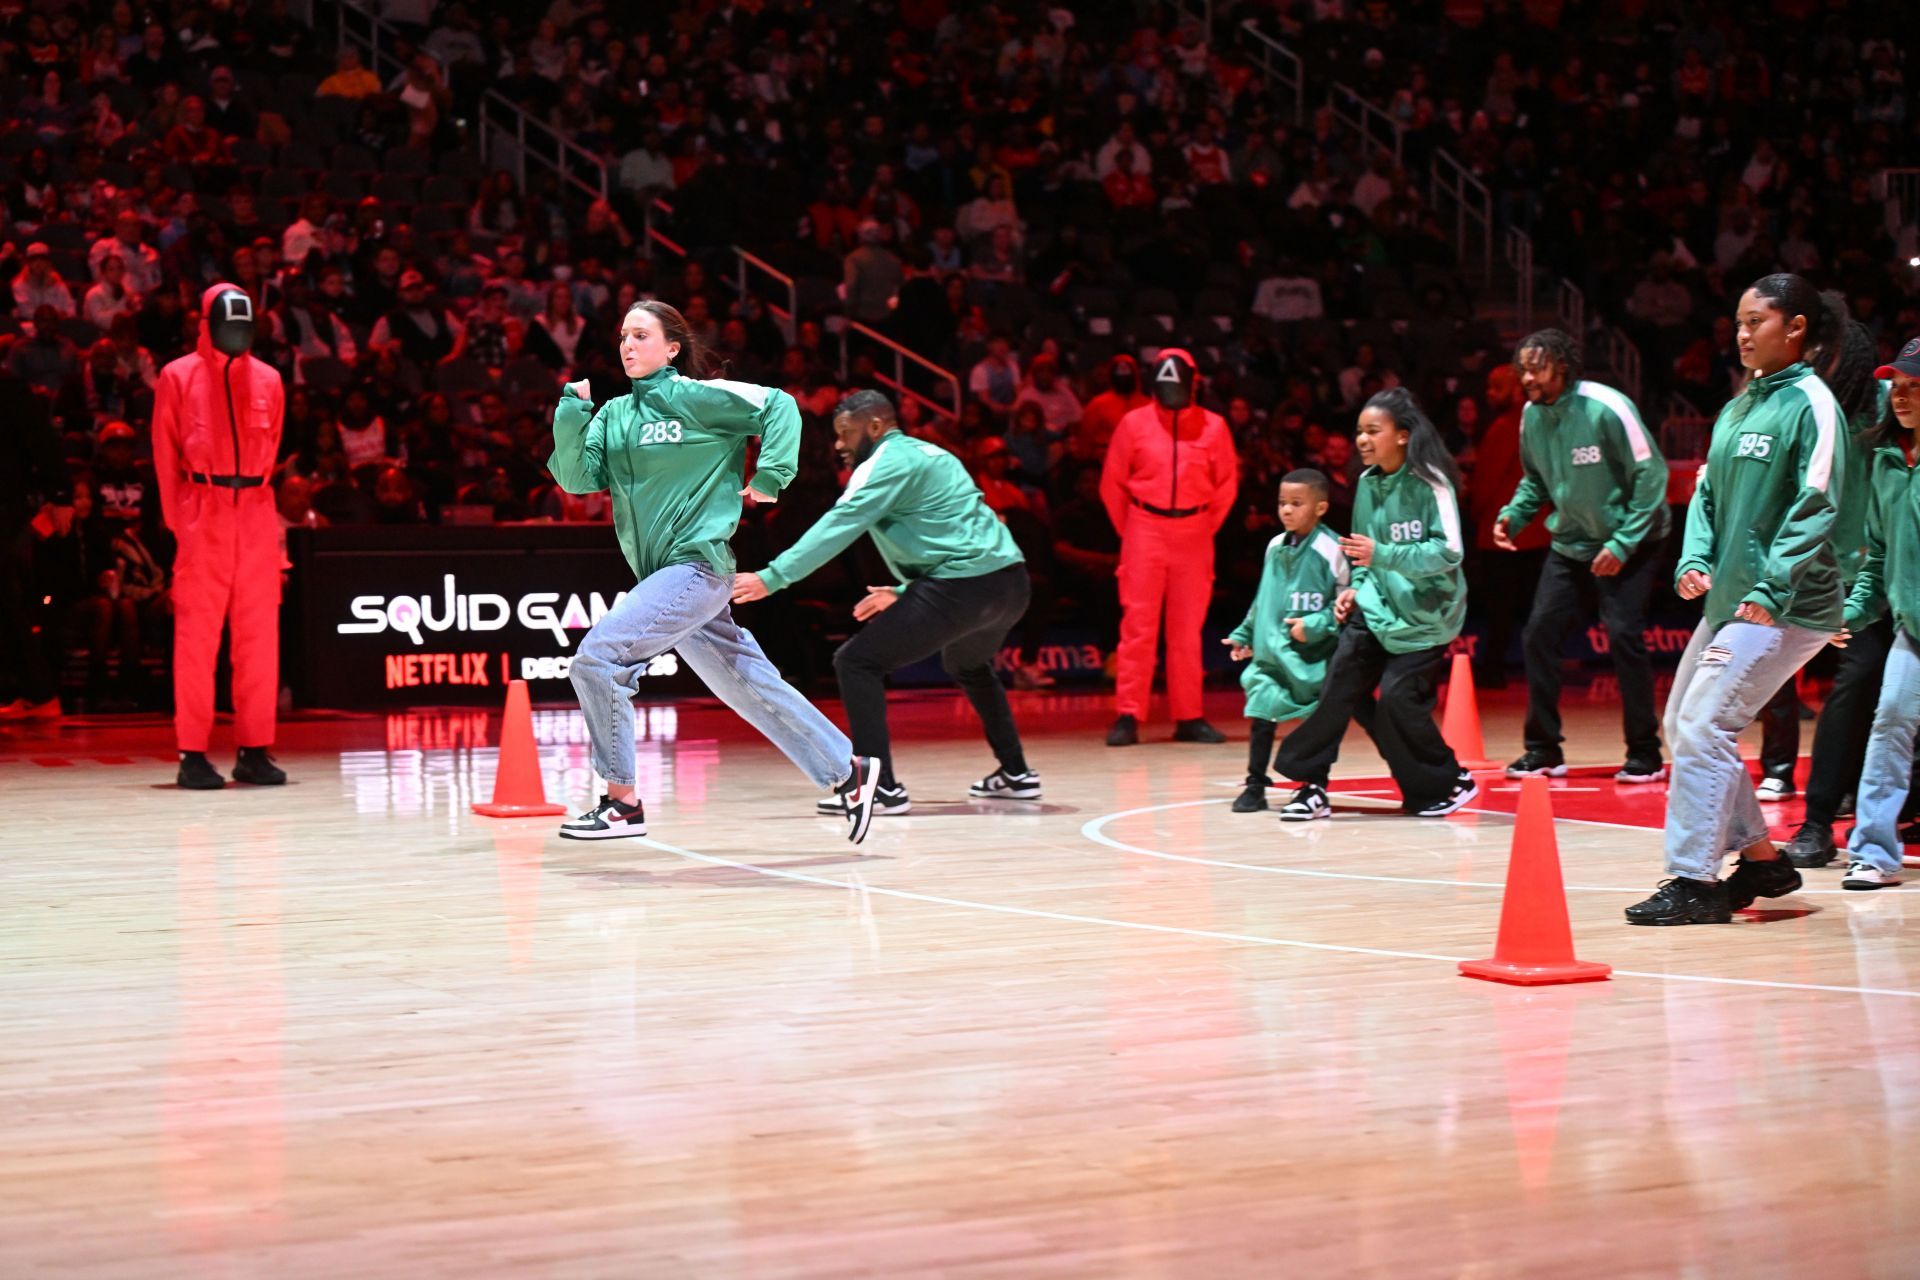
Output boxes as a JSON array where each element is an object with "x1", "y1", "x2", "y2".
[
  {"x1": 634, "y1": 834, "x2": 1920, "y2": 1000},
  {"x1": 1081, "y1": 797, "x2": 1859, "y2": 895}
]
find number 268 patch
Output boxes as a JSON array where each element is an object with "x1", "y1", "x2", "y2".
[{"x1": 1733, "y1": 432, "x2": 1773, "y2": 460}]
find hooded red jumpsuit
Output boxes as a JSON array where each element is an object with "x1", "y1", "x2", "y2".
[
  {"x1": 1099, "y1": 389, "x2": 1238, "y2": 723},
  {"x1": 152, "y1": 284, "x2": 285, "y2": 753}
]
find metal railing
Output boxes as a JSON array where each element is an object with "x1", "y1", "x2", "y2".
[
  {"x1": 1325, "y1": 82, "x2": 1404, "y2": 167},
  {"x1": 1431, "y1": 150, "x2": 1494, "y2": 287},
  {"x1": 326, "y1": 0, "x2": 609, "y2": 202},
  {"x1": 1599, "y1": 323, "x2": 1642, "y2": 402},
  {"x1": 1556, "y1": 279, "x2": 1586, "y2": 340},
  {"x1": 1503, "y1": 227, "x2": 1535, "y2": 333},
  {"x1": 1880, "y1": 168, "x2": 1920, "y2": 230},
  {"x1": 840, "y1": 321, "x2": 963, "y2": 426},
  {"x1": 1236, "y1": 19, "x2": 1306, "y2": 125},
  {"x1": 733, "y1": 246, "x2": 798, "y2": 346}
]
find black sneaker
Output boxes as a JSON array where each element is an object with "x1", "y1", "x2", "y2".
[
  {"x1": 1724, "y1": 856, "x2": 1802, "y2": 910},
  {"x1": 231, "y1": 746, "x2": 286, "y2": 786},
  {"x1": 817, "y1": 782, "x2": 912, "y2": 815},
  {"x1": 1755, "y1": 776, "x2": 1796, "y2": 802},
  {"x1": 1836, "y1": 792, "x2": 1856, "y2": 819},
  {"x1": 1231, "y1": 783, "x2": 1269, "y2": 813},
  {"x1": 1277, "y1": 782, "x2": 1331, "y2": 822},
  {"x1": 1625, "y1": 877, "x2": 1732, "y2": 925},
  {"x1": 836, "y1": 756, "x2": 882, "y2": 844},
  {"x1": 969, "y1": 767, "x2": 1042, "y2": 801},
  {"x1": 1171, "y1": 718, "x2": 1227, "y2": 743},
  {"x1": 1413, "y1": 775, "x2": 1479, "y2": 817},
  {"x1": 177, "y1": 750, "x2": 225, "y2": 791},
  {"x1": 558, "y1": 794, "x2": 648, "y2": 840},
  {"x1": 1615, "y1": 756, "x2": 1667, "y2": 784},
  {"x1": 1781, "y1": 821, "x2": 1837, "y2": 868},
  {"x1": 1105, "y1": 714, "x2": 1139, "y2": 747},
  {"x1": 1505, "y1": 750, "x2": 1567, "y2": 778}
]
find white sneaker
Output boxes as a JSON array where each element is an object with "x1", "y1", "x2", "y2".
[
  {"x1": 558, "y1": 794, "x2": 648, "y2": 840},
  {"x1": 1756, "y1": 777, "x2": 1796, "y2": 802},
  {"x1": 1277, "y1": 783, "x2": 1332, "y2": 822},
  {"x1": 815, "y1": 782, "x2": 911, "y2": 816},
  {"x1": 1843, "y1": 860, "x2": 1900, "y2": 891},
  {"x1": 969, "y1": 767, "x2": 1042, "y2": 800},
  {"x1": 1415, "y1": 776, "x2": 1480, "y2": 818}
]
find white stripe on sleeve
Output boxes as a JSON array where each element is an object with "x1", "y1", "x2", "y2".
[
  {"x1": 1419, "y1": 468, "x2": 1465, "y2": 554},
  {"x1": 1312, "y1": 528, "x2": 1351, "y2": 587},
  {"x1": 1794, "y1": 373, "x2": 1840, "y2": 492},
  {"x1": 1577, "y1": 380, "x2": 1652, "y2": 462}
]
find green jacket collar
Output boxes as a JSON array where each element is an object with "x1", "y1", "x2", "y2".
[
  {"x1": 632, "y1": 364, "x2": 680, "y2": 394},
  {"x1": 1746, "y1": 362, "x2": 1810, "y2": 400}
]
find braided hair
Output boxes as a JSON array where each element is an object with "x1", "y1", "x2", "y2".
[{"x1": 1513, "y1": 328, "x2": 1584, "y2": 388}]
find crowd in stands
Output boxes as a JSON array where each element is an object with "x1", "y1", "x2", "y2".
[{"x1": 3, "y1": 0, "x2": 1915, "y2": 713}]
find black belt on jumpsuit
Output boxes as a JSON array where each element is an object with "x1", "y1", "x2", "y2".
[
  {"x1": 1133, "y1": 499, "x2": 1206, "y2": 518},
  {"x1": 186, "y1": 471, "x2": 268, "y2": 489}
]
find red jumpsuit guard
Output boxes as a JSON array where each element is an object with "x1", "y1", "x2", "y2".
[
  {"x1": 153, "y1": 284, "x2": 285, "y2": 756},
  {"x1": 1099, "y1": 348, "x2": 1239, "y2": 730}
]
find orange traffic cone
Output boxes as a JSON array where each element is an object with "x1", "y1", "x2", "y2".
[
  {"x1": 472, "y1": 679, "x2": 566, "y2": 818},
  {"x1": 1459, "y1": 775, "x2": 1611, "y2": 986},
  {"x1": 1441, "y1": 651, "x2": 1497, "y2": 769}
]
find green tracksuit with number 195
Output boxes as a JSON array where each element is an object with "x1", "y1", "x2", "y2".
[
  {"x1": 1227, "y1": 525, "x2": 1347, "y2": 721},
  {"x1": 1675, "y1": 362, "x2": 1845, "y2": 632}
]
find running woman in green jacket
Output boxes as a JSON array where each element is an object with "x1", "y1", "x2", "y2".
[
  {"x1": 732, "y1": 390, "x2": 1039, "y2": 814},
  {"x1": 546, "y1": 301, "x2": 881, "y2": 844},
  {"x1": 1626, "y1": 275, "x2": 1849, "y2": 925},
  {"x1": 1494, "y1": 328, "x2": 1670, "y2": 784},
  {"x1": 1836, "y1": 336, "x2": 1920, "y2": 889},
  {"x1": 1223, "y1": 469, "x2": 1346, "y2": 813},
  {"x1": 1268, "y1": 389, "x2": 1476, "y2": 821}
]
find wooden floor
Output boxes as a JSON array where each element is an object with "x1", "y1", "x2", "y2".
[{"x1": 5, "y1": 685, "x2": 1920, "y2": 1278}]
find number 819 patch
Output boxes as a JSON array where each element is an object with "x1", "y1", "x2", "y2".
[{"x1": 1733, "y1": 432, "x2": 1773, "y2": 460}]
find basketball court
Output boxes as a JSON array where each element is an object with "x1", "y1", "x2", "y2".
[{"x1": 5, "y1": 688, "x2": 1919, "y2": 1277}]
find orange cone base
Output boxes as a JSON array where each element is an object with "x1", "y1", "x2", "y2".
[
  {"x1": 472, "y1": 800, "x2": 567, "y2": 818},
  {"x1": 1459, "y1": 957, "x2": 1612, "y2": 986}
]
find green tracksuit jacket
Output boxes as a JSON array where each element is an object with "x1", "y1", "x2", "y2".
[
  {"x1": 1676, "y1": 362, "x2": 1845, "y2": 631},
  {"x1": 1227, "y1": 525, "x2": 1347, "y2": 722},
  {"x1": 547, "y1": 365, "x2": 801, "y2": 581},
  {"x1": 1496, "y1": 379, "x2": 1671, "y2": 562},
  {"x1": 758, "y1": 429, "x2": 1024, "y2": 593},
  {"x1": 1351, "y1": 461, "x2": 1467, "y2": 654},
  {"x1": 1832, "y1": 379, "x2": 1895, "y2": 587},
  {"x1": 1843, "y1": 440, "x2": 1920, "y2": 639}
]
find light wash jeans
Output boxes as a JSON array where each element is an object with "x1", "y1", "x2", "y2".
[
  {"x1": 1846, "y1": 628, "x2": 1920, "y2": 876},
  {"x1": 1662, "y1": 618, "x2": 1833, "y2": 880},
  {"x1": 569, "y1": 562, "x2": 851, "y2": 789}
]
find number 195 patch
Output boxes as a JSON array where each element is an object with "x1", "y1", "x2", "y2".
[{"x1": 1733, "y1": 432, "x2": 1773, "y2": 460}]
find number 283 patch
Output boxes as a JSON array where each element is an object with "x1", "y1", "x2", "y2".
[{"x1": 1732, "y1": 431, "x2": 1773, "y2": 460}]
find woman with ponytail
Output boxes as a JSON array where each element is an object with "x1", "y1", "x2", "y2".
[
  {"x1": 546, "y1": 300, "x2": 881, "y2": 845},
  {"x1": 1627, "y1": 274, "x2": 1849, "y2": 925},
  {"x1": 1266, "y1": 387, "x2": 1477, "y2": 821},
  {"x1": 1760, "y1": 302, "x2": 1902, "y2": 868}
]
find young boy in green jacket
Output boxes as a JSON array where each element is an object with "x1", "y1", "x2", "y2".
[{"x1": 1224, "y1": 469, "x2": 1347, "y2": 812}]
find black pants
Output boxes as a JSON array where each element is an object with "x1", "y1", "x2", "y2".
[
  {"x1": 1247, "y1": 717, "x2": 1277, "y2": 785},
  {"x1": 1759, "y1": 677, "x2": 1804, "y2": 784},
  {"x1": 1522, "y1": 541, "x2": 1663, "y2": 760},
  {"x1": 1270, "y1": 617, "x2": 1460, "y2": 809},
  {"x1": 1756, "y1": 617, "x2": 1920, "y2": 821},
  {"x1": 0, "y1": 523, "x2": 56, "y2": 704},
  {"x1": 832, "y1": 564, "x2": 1032, "y2": 790},
  {"x1": 1474, "y1": 546, "x2": 1544, "y2": 686}
]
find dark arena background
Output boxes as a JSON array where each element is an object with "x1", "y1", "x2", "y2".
[{"x1": 4, "y1": 1, "x2": 1919, "y2": 1276}]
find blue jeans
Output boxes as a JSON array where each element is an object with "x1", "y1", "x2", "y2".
[
  {"x1": 1847, "y1": 629, "x2": 1920, "y2": 875},
  {"x1": 569, "y1": 562, "x2": 851, "y2": 790},
  {"x1": 1662, "y1": 618, "x2": 1833, "y2": 880}
]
